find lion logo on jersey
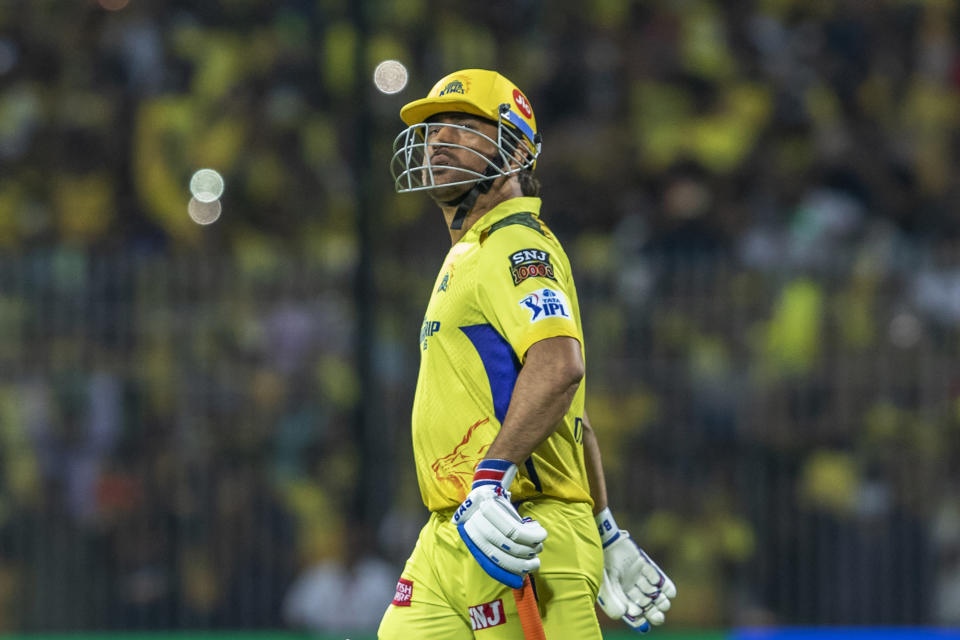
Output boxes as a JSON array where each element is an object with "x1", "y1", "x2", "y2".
[{"x1": 431, "y1": 418, "x2": 490, "y2": 501}]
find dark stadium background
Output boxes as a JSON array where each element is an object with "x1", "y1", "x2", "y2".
[{"x1": 0, "y1": 0, "x2": 958, "y2": 638}]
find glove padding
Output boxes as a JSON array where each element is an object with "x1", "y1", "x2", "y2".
[
  {"x1": 452, "y1": 459, "x2": 547, "y2": 589},
  {"x1": 595, "y1": 508, "x2": 676, "y2": 632}
]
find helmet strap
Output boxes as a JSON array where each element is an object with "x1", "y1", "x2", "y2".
[{"x1": 443, "y1": 162, "x2": 500, "y2": 230}]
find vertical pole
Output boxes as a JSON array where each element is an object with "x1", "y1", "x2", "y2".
[{"x1": 350, "y1": 0, "x2": 389, "y2": 528}]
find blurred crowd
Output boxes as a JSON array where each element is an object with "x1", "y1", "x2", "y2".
[{"x1": 0, "y1": 0, "x2": 959, "y2": 632}]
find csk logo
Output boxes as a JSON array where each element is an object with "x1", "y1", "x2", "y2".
[
  {"x1": 438, "y1": 79, "x2": 468, "y2": 96},
  {"x1": 430, "y1": 418, "x2": 490, "y2": 501}
]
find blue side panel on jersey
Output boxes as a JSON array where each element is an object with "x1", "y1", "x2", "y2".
[{"x1": 460, "y1": 324, "x2": 521, "y2": 424}]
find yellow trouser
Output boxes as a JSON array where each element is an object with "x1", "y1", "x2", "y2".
[{"x1": 378, "y1": 499, "x2": 603, "y2": 639}]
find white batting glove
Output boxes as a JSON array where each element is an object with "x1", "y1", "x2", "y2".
[
  {"x1": 452, "y1": 459, "x2": 548, "y2": 589},
  {"x1": 595, "y1": 507, "x2": 677, "y2": 632}
]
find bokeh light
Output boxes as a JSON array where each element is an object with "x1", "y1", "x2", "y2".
[
  {"x1": 188, "y1": 197, "x2": 222, "y2": 225},
  {"x1": 189, "y1": 168, "x2": 225, "y2": 203}
]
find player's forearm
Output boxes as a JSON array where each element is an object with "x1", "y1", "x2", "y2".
[
  {"x1": 581, "y1": 410, "x2": 609, "y2": 515},
  {"x1": 485, "y1": 336, "x2": 583, "y2": 465}
]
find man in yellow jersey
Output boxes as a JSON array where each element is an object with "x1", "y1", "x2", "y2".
[{"x1": 379, "y1": 69, "x2": 676, "y2": 639}]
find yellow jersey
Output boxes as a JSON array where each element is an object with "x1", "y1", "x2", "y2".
[{"x1": 411, "y1": 196, "x2": 592, "y2": 512}]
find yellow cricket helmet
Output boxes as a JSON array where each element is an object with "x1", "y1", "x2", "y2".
[
  {"x1": 399, "y1": 69, "x2": 540, "y2": 160},
  {"x1": 390, "y1": 69, "x2": 542, "y2": 214}
]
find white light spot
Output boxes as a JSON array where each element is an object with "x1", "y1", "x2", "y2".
[
  {"x1": 373, "y1": 60, "x2": 408, "y2": 95},
  {"x1": 189, "y1": 168, "x2": 225, "y2": 203},
  {"x1": 188, "y1": 197, "x2": 222, "y2": 225}
]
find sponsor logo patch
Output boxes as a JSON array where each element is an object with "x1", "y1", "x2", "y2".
[
  {"x1": 420, "y1": 319, "x2": 441, "y2": 350},
  {"x1": 519, "y1": 288, "x2": 570, "y2": 323},
  {"x1": 392, "y1": 578, "x2": 413, "y2": 606},
  {"x1": 468, "y1": 598, "x2": 506, "y2": 631},
  {"x1": 509, "y1": 248, "x2": 555, "y2": 286},
  {"x1": 513, "y1": 89, "x2": 533, "y2": 119}
]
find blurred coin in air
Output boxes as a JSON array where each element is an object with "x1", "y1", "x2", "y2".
[{"x1": 373, "y1": 60, "x2": 408, "y2": 94}]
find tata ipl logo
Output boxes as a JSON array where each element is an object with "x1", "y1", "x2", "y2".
[{"x1": 519, "y1": 288, "x2": 569, "y2": 322}]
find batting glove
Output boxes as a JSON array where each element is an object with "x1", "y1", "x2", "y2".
[
  {"x1": 595, "y1": 507, "x2": 676, "y2": 632},
  {"x1": 452, "y1": 459, "x2": 548, "y2": 589}
]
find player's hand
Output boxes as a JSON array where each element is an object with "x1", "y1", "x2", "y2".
[
  {"x1": 595, "y1": 508, "x2": 676, "y2": 632},
  {"x1": 452, "y1": 459, "x2": 548, "y2": 589}
]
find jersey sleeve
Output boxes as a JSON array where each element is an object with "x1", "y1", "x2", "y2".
[{"x1": 475, "y1": 225, "x2": 582, "y2": 362}]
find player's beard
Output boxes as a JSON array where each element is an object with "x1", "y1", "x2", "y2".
[
  {"x1": 427, "y1": 177, "x2": 473, "y2": 204},
  {"x1": 424, "y1": 150, "x2": 501, "y2": 204}
]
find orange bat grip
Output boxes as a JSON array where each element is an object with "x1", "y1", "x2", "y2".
[{"x1": 513, "y1": 575, "x2": 547, "y2": 640}]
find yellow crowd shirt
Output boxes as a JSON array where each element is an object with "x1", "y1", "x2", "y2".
[{"x1": 412, "y1": 196, "x2": 593, "y2": 512}]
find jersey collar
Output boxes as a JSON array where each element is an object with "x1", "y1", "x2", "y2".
[{"x1": 462, "y1": 197, "x2": 542, "y2": 243}]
